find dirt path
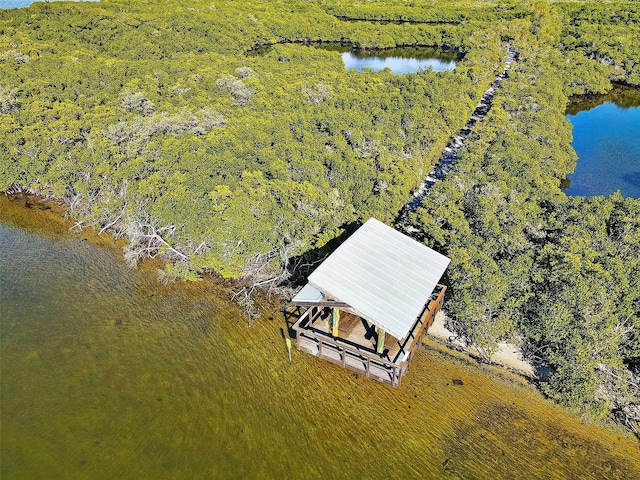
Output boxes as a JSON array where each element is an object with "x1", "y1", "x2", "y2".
[{"x1": 395, "y1": 45, "x2": 517, "y2": 237}]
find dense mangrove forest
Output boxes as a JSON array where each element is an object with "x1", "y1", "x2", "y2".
[{"x1": 1, "y1": 0, "x2": 639, "y2": 439}]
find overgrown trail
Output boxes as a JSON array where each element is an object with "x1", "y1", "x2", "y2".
[{"x1": 395, "y1": 45, "x2": 517, "y2": 238}]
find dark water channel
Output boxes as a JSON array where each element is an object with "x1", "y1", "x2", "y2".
[
  {"x1": 1, "y1": 195, "x2": 639, "y2": 479},
  {"x1": 564, "y1": 85, "x2": 640, "y2": 198}
]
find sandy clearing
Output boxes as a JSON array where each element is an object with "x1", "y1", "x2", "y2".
[{"x1": 427, "y1": 310, "x2": 535, "y2": 377}]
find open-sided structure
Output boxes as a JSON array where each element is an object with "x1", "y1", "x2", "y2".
[{"x1": 291, "y1": 218, "x2": 450, "y2": 386}]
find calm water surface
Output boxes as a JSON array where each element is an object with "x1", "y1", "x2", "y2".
[
  {"x1": 1, "y1": 195, "x2": 639, "y2": 479},
  {"x1": 251, "y1": 44, "x2": 458, "y2": 74},
  {"x1": 340, "y1": 49, "x2": 457, "y2": 73},
  {"x1": 322, "y1": 46, "x2": 458, "y2": 73},
  {"x1": 565, "y1": 87, "x2": 640, "y2": 197}
]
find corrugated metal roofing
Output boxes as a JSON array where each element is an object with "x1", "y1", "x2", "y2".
[{"x1": 307, "y1": 218, "x2": 450, "y2": 340}]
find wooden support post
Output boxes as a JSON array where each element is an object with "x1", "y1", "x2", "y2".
[
  {"x1": 376, "y1": 328, "x2": 385, "y2": 354},
  {"x1": 332, "y1": 307, "x2": 340, "y2": 337}
]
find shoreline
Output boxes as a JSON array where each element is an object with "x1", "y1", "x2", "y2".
[
  {"x1": 427, "y1": 310, "x2": 542, "y2": 380},
  {"x1": 0, "y1": 190, "x2": 552, "y2": 383}
]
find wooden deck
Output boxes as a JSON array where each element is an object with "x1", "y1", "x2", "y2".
[{"x1": 292, "y1": 284, "x2": 446, "y2": 386}]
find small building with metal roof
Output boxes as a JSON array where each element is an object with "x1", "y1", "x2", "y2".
[{"x1": 291, "y1": 218, "x2": 450, "y2": 386}]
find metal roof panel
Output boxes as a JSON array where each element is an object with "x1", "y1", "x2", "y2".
[
  {"x1": 292, "y1": 283, "x2": 324, "y2": 304},
  {"x1": 307, "y1": 218, "x2": 450, "y2": 339}
]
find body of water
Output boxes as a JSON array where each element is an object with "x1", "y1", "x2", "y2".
[
  {"x1": 340, "y1": 50, "x2": 457, "y2": 74},
  {"x1": 250, "y1": 43, "x2": 458, "y2": 74},
  {"x1": 564, "y1": 86, "x2": 640, "y2": 198},
  {"x1": 325, "y1": 45, "x2": 458, "y2": 74},
  {"x1": 1, "y1": 194, "x2": 639, "y2": 479}
]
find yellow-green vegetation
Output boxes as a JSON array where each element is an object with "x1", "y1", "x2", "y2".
[
  {"x1": 415, "y1": 0, "x2": 640, "y2": 423},
  {"x1": 0, "y1": 0, "x2": 508, "y2": 278},
  {"x1": 558, "y1": 0, "x2": 640, "y2": 85},
  {"x1": 1, "y1": 1, "x2": 639, "y2": 425}
]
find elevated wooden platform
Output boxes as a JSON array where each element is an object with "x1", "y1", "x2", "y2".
[{"x1": 292, "y1": 284, "x2": 446, "y2": 386}]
